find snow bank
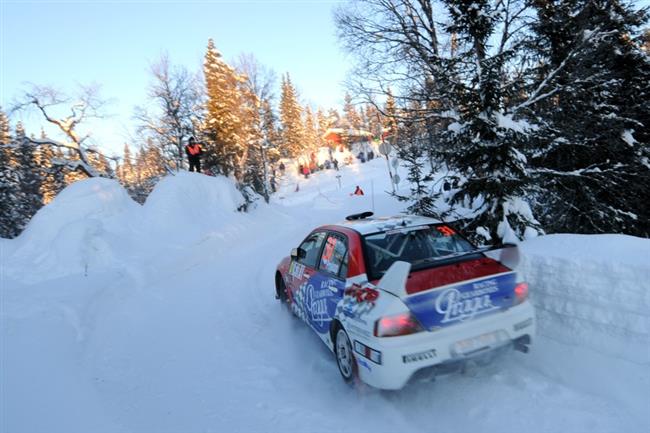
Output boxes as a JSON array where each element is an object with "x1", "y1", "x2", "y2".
[
  {"x1": 3, "y1": 173, "x2": 246, "y2": 283},
  {"x1": 520, "y1": 234, "x2": 650, "y2": 364},
  {"x1": 5, "y1": 178, "x2": 141, "y2": 282},
  {"x1": 142, "y1": 171, "x2": 244, "y2": 245}
]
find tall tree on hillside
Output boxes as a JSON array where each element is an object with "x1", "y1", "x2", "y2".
[
  {"x1": 261, "y1": 99, "x2": 280, "y2": 148},
  {"x1": 343, "y1": 93, "x2": 362, "y2": 130},
  {"x1": 279, "y1": 73, "x2": 305, "y2": 157},
  {"x1": 0, "y1": 108, "x2": 21, "y2": 238},
  {"x1": 303, "y1": 106, "x2": 319, "y2": 152},
  {"x1": 14, "y1": 122, "x2": 43, "y2": 234},
  {"x1": 37, "y1": 129, "x2": 66, "y2": 204},
  {"x1": 527, "y1": 0, "x2": 650, "y2": 237},
  {"x1": 203, "y1": 38, "x2": 246, "y2": 177},
  {"x1": 118, "y1": 143, "x2": 136, "y2": 186},
  {"x1": 395, "y1": 108, "x2": 439, "y2": 217},
  {"x1": 383, "y1": 89, "x2": 398, "y2": 143},
  {"x1": 337, "y1": 0, "x2": 541, "y2": 242},
  {"x1": 316, "y1": 107, "x2": 330, "y2": 148},
  {"x1": 239, "y1": 83, "x2": 268, "y2": 201},
  {"x1": 434, "y1": 0, "x2": 541, "y2": 242},
  {"x1": 135, "y1": 54, "x2": 203, "y2": 170}
]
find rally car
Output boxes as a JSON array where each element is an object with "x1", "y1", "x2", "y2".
[{"x1": 275, "y1": 212, "x2": 535, "y2": 390}]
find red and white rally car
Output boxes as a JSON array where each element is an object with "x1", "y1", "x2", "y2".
[{"x1": 275, "y1": 212, "x2": 535, "y2": 390}]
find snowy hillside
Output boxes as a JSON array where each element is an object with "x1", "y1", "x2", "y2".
[{"x1": 2, "y1": 158, "x2": 649, "y2": 433}]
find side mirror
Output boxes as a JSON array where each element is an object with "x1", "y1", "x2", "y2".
[{"x1": 291, "y1": 247, "x2": 306, "y2": 259}]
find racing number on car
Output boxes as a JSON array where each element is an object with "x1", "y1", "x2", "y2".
[{"x1": 436, "y1": 225, "x2": 456, "y2": 237}]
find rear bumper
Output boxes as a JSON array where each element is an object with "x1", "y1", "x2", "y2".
[{"x1": 353, "y1": 300, "x2": 535, "y2": 390}]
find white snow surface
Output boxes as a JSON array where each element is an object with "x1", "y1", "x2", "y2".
[{"x1": 2, "y1": 158, "x2": 649, "y2": 433}]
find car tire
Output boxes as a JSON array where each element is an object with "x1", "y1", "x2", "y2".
[
  {"x1": 276, "y1": 273, "x2": 288, "y2": 303},
  {"x1": 335, "y1": 327, "x2": 357, "y2": 382}
]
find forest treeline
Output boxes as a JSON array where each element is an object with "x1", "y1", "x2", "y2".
[{"x1": 2, "y1": 0, "x2": 649, "y2": 241}]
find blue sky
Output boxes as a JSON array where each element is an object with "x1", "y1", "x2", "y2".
[{"x1": 1, "y1": 0, "x2": 349, "y2": 155}]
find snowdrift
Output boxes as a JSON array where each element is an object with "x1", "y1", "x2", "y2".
[
  {"x1": 142, "y1": 171, "x2": 247, "y2": 245},
  {"x1": 3, "y1": 172, "x2": 246, "y2": 283}
]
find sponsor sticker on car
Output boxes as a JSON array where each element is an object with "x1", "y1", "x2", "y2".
[{"x1": 403, "y1": 272, "x2": 517, "y2": 330}]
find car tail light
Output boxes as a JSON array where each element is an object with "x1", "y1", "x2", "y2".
[
  {"x1": 374, "y1": 312, "x2": 424, "y2": 337},
  {"x1": 514, "y1": 282, "x2": 529, "y2": 305}
]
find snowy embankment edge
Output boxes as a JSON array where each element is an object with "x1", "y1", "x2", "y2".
[{"x1": 520, "y1": 234, "x2": 650, "y2": 365}]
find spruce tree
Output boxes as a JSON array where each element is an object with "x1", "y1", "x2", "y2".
[
  {"x1": 528, "y1": 0, "x2": 650, "y2": 236},
  {"x1": 0, "y1": 108, "x2": 21, "y2": 238},
  {"x1": 203, "y1": 38, "x2": 246, "y2": 177},
  {"x1": 304, "y1": 106, "x2": 318, "y2": 152},
  {"x1": 343, "y1": 93, "x2": 362, "y2": 130},
  {"x1": 279, "y1": 73, "x2": 305, "y2": 157},
  {"x1": 395, "y1": 110, "x2": 440, "y2": 217},
  {"x1": 14, "y1": 122, "x2": 43, "y2": 234},
  {"x1": 434, "y1": 0, "x2": 540, "y2": 243}
]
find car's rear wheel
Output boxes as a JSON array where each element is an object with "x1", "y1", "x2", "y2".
[{"x1": 335, "y1": 327, "x2": 356, "y2": 382}]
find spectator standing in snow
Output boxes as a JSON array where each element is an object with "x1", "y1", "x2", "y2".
[
  {"x1": 333, "y1": 159, "x2": 339, "y2": 171},
  {"x1": 279, "y1": 161, "x2": 286, "y2": 173},
  {"x1": 185, "y1": 136, "x2": 203, "y2": 173}
]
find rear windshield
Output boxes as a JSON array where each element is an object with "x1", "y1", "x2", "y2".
[{"x1": 363, "y1": 225, "x2": 478, "y2": 280}]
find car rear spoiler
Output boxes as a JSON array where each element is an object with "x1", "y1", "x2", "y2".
[{"x1": 376, "y1": 244, "x2": 520, "y2": 298}]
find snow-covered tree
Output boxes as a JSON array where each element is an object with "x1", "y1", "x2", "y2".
[
  {"x1": 118, "y1": 143, "x2": 136, "y2": 186},
  {"x1": 0, "y1": 108, "x2": 21, "y2": 238},
  {"x1": 303, "y1": 105, "x2": 319, "y2": 151},
  {"x1": 343, "y1": 93, "x2": 362, "y2": 130},
  {"x1": 279, "y1": 73, "x2": 305, "y2": 157},
  {"x1": 13, "y1": 122, "x2": 43, "y2": 234},
  {"x1": 203, "y1": 38, "x2": 246, "y2": 177},
  {"x1": 527, "y1": 0, "x2": 650, "y2": 237}
]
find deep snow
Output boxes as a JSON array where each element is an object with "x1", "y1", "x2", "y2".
[{"x1": 1, "y1": 158, "x2": 649, "y2": 433}]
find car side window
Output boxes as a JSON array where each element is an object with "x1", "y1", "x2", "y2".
[
  {"x1": 298, "y1": 231, "x2": 327, "y2": 268},
  {"x1": 319, "y1": 234, "x2": 348, "y2": 278}
]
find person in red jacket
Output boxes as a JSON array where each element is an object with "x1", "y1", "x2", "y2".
[{"x1": 185, "y1": 136, "x2": 203, "y2": 173}]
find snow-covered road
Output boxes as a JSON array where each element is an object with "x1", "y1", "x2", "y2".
[{"x1": 2, "y1": 158, "x2": 649, "y2": 432}]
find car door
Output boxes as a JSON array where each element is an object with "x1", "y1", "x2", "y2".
[
  {"x1": 287, "y1": 231, "x2": 327, "y2": 317},
  {"x1": 306, "y1": 232, "x2": 349, "y2": 335}
]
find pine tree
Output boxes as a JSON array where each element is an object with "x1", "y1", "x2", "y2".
[
  {"x1": 279, "y1": 73, "x2": 305, "y2": 157},
  {"x1": 202, "y1": 38, "x2": 246, "y2": 178},
  {"x1": 37, "y1": 134, "x2": 59, "y2": 204},
  {"x1": 528, "y1": 0, "x2": 650, "y2": 236},
  {"x1": 240, "y1": 83, "x2": 267, "y2": 202},
  {"x1": 433, "y1": 0, "x2": 540, "y2": 243},
  {"x1": 383, "y1": 89, "x2": 398, "y2": 143},
  {"x1": 14, "y1": 122, "x2": 43, "y2": 235},
  {"x1": 119, "y1": 143, "x2": 136, "y2": 186},
  {"x1": 0, "y1": 108, "x2": 21, "y2": 238},
  {"x1": 395, "y1": 110, "x2": 440, "y2": 217},
  {"x1": 261, "y1": 99, "x2": 279, "y2": 146},
  {"x1": 365, "y1": 104, "x2": 383, "y2": 140},
  {"x1": 316, "y1": 107, "x2": 330, "y2": 149},
  {"x1": 303, "y1": 105, "x2": 319, "y2": 152},
  {"x1": 343, "y1": 93, "x2": 362, "y2": 130}
]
